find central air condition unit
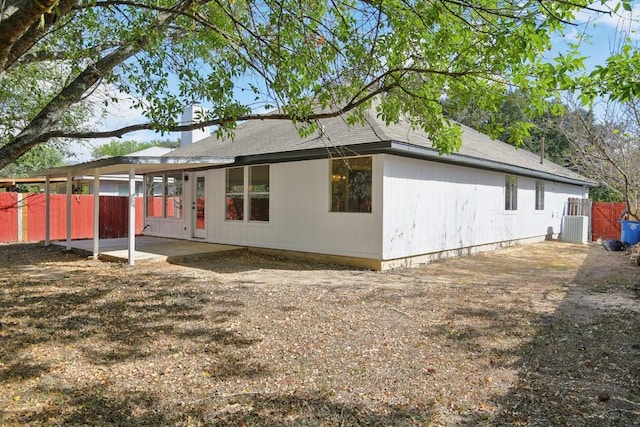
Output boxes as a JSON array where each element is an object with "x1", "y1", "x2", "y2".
[{"x1": 562, "y1": 215, "x2": 589, "y2": 243}]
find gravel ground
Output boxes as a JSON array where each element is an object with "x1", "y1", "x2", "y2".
[{"x1": 0, "y1": 240, "x2": 639, "y2": 426}]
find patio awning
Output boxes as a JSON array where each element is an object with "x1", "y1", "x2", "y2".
[
  {"x1": 34, "y1": 155, "x2": 236, "y2": 177},
  {"x1": 34, "y1": 155, "x2": 235, "y2": 267}
]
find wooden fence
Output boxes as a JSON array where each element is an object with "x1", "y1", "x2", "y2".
[
  {"x1": 591, "y1": 202, "x2": 627, "y2": 241},
  {"x1": 0, "y1": 193, "x2": 144, "y2": 243},
  {"x1": 566, "y1": 197, "x2": 592, "y2": 216}
]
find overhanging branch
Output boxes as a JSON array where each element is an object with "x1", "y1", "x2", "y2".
[{"x1": 43, "y1": 102, "x2": 373, "y2": 140}]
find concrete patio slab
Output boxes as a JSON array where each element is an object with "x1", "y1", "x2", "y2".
[{"x1": 56, "y1": 236, "x2": 244, "y2": 263}]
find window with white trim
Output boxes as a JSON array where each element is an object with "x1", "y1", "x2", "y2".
[
  {"x1": 535, "y1": 180, "x2": 545, "y2": 211},
  {"x1": 225, "y1": 165, "x2": 270, "y2": 222},
  {"x1": 249, "y1": 165, "x2": 270, "y2": 221},
  {"x1": 225, "y1": 167, "x2": 244, "y2": 221},
  {"x1": 331, "y1": 156, "x2": 372, "y2": 213},
  {"x1": 505, "y1": 175, "x2": 518, "y2": 211},
  {"x1": 145, "y1": 173, "x2": 183, "y2": 218}
]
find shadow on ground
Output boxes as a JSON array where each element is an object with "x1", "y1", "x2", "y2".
[
  {"x1": 6, "y1": 242, "x2": 638, "y2": 425},
  {"x1": 460, "y1": 245, "x2": 640, "y2": 426},
  {"x1": 170, "y1": 249, "x2": 357, "y2": 274},
  {"x1": 14, "y1": 386, "x2": 435, "y2": 426},
  {"x1": 0, "y1": 243, "x2": 435, "y2": 426}
]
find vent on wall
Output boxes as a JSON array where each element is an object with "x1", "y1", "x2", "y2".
[{"x1": 562, "y1": 215, "x2": 589, "y2": 243}]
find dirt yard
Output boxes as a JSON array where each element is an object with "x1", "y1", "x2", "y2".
[{"x1": 0, "y1": 241, "x2": 639, "y2": 426}]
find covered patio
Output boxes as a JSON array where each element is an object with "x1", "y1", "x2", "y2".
[
  {"x1": 58, "y1": 236, "x2": 244, "y2": 263},
  {"x1": 37, "y1": 154, "x2": 235, "y2": 265}
]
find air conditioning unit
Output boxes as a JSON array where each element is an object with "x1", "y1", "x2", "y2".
[{"x1": 562, "y1": 216, "x2": 589, "y2": 243}]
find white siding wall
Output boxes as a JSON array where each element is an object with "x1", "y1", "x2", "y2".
[
  {"x1": 382, "y1": 155, "x2": 584, "y2": 261},
  {"x1": 142, "y1": 154, "x2": 586, "y2": 264},
  {"x1": 143, "y1": 217, "x2": 188, "y2": 239},
  {"x1": 142, "y1": 175, "x2": 190, "y2": 239},
  {"x1": 205, "y1": 157, "x2": 383, "y2": 259}
]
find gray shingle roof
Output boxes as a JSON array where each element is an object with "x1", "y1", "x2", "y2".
[{"x1": 167, "y1": 107, "x2": 592, "y2": 185}]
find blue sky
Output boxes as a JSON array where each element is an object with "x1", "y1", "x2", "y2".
[
  {"x1": 66, "y1": 1, "x2": 640, "y2": 163},
  {"x1": 554, "y1": 0, "x2": 639, "y2": 69}
]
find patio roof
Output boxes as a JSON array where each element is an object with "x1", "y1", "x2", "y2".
[
  {"x1": 34, "y1": 155, "x2": 235, "y2": 178},
  {"x1": 0, "y1": 176, "x2": 67, "y2": 187},
  {"x1": 34, "y1": 155, "x2": 235, "y2": 267}
]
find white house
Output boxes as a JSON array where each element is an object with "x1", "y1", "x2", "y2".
[{"x1": 38, "y1": 104, "x2": 593, "y2": 269}]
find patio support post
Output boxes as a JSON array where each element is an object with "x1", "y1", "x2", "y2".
[
  {"x1": 128, "y1": 168, "x2": 136, "y2": 266},
  {"x1": 45, "y1": 176, "x2": 50, "y2": 246},
  {"x1": 93, "y1": 169, "x2": 100, "y2": 259},
  {"x1": 66, "y1": 171, "x2": 72, "y2": 250}
]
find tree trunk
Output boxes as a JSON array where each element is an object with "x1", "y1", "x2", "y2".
[
  {"x1": 3, "y1": 0, "x2": 77, "y2": 73},
  {"x1": 0, "y1": 0, "x2": 61, "y2": 71},
  {"x1": 0, "y1": 0, "x2": 193, "y2": 171}
]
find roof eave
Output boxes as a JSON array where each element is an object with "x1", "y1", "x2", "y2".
[
  {"x1": 234, "y1": 141, "x2": 596, "y2": 187},
  {"x1": 387, "y1": 142, "x2": 597, "y2": 187},
  {"x1": 34, "y1": 156, "x2": 236, "y2": 177}
]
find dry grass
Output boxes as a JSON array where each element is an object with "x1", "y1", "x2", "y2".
[{"x1": 1, "y1": 241, "x2": 639, "y2": 426}]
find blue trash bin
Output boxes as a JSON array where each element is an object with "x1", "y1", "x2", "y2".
[{"x1": 620, "y1": 220, "x2": 640, "y2": 245}]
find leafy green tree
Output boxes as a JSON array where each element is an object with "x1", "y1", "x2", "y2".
[
  {"x1": 564, "y1": 10, "x2": 640, "y2": 209},
  {"x1": 0, "y1": 60, "x2": 93, "y2": 170},
  {"x1": 447, "y1": 91, "x2": 572, "y2": 165},
  {"x1": 0, "y1": 144, "x2": 65, "y2": 177},
  {"x1": 589, "y1": 186, "x2": 622, "y2": 203},
  {"x1": 0, "y1": 0, "x2": 634, "y2": 171},
  {"x1": 91, "y1": 138, "x2": 180, "y2": 159}
]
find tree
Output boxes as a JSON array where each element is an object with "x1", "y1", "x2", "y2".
[
  {"x1": 560, "y1": 100, "x2": 640, "y2": 216},
  {"x1": 91, "y1": 138, "x2": 180, "y2": 159},
  {"x1": 0, "y1": 0, "x2": 634, "y2": 171},
  {"x1": 563, "y1": 6, "x2": 640, "y2": 209},
  {"x1": 0, "y1": 144, "x2": 65, "y2": 177},
  {"x1": 447, "y1": 91, "x2": 572, "y2": 165},
  {"x1": 0, "y1": 57, "x2": 93, "y2": 171}
]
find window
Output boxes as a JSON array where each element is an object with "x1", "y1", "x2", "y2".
[
  {"x1": 505, "y1": 175, "x2": 518, "y2": 211},
  {"x1": 225, "y1": 165, "x2": 270, "y2": 221},
  {"x1": 226, "y1": 168, "x2": 244, "y2": 221},
  {"x1": 145, "y1": 173, "x2": 183, "y2": 218},
  {"x1": 331, "y1": 157, "x2": 372, "y2": 212},
  {"x1": 118, "y1": 183, "x2": 142, "y2": 196},
  {"x1": 535, "y1": 180, "x2": 545, "y2": 211},
  {"x1": 249, "y1": 165, "x2": 269, "y2": 221},
  {"x1": 146, "y1": 175, "x2": 164, "y2": 217},
  {"x1": 166, "y1": 173, "x2": 183, "y2": 218}
]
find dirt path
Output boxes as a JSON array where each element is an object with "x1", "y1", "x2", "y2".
[{"x1": 0, "y1": 241, "x2": 638, "y2": 426}]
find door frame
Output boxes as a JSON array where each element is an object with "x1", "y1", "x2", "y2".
[{"x1": 192, "y1": 172, "x2": 207, "y2": 239}]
